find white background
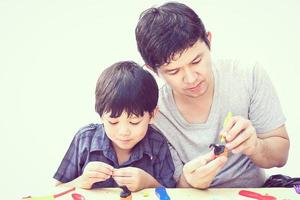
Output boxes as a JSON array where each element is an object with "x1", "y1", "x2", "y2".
[{"x1": 1, "y1": 0, "x2": 299, "y2": 198}]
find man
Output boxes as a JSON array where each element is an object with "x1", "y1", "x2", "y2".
[{"x1": 135, "y1": 2, "x2": 289, "y2": 189}]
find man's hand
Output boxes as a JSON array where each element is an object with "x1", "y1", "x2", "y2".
[
  {"x1": 181, "y1": 151, "x2": 227, "y2": 189},
  {"x1": 112, "y1": 167, "x2": 160, "y2": 191},
  {"x1": 221, "y1": 115, "x2": 289, "y2": 168},
  {"x1": 75, "y1": 161, "x2": 113, "y2": 189},
  {"x1": 222, "y1": 115, "x2": 258, "y2": 156}
]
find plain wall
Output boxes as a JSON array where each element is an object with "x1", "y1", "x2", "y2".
[{"x1": 1, "y1": 0, "x2": 299, "y2": 198}]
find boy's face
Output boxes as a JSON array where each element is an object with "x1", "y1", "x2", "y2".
[
  {"x1": 156, "y1": 38, "x2": 213, "y2": 99},
  {"x1": 101, "y1": 111, "x2": 154, "y2": 154}
]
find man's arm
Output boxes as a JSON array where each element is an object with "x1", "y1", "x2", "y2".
[
  {"x1": 249, "y1": 125, "x2": 289, "y2": 168},
  {"x1": 224, "y1": 116, "x2": 290, "y2": 169}
]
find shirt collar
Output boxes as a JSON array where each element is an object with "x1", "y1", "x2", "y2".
[
  {"x1": 130, "y1": 129, "x2": 153, "y2": 160},
  {"x1": 90, "y1": 124, "x2": 111, "y2": 152}
]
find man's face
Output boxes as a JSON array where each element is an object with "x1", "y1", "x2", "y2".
[
  {"x1": 101, "y1": 111, "x2": 153, "y2": 153},
  {"x1": 157, "y1": 40, "x2": 213, "y2": 99}
]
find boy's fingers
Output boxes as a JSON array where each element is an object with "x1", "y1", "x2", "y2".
[
  {"x1": 96, "y1": 162, "x2": 114, "y2": 171},
  {"x1": 88, "y1": 177, "x2": 108, "y2": 184},
  {"x1": 112, "y1": 168, "x2": 132, "y2": 177},
  {"x1": 113, "y1": 176, "x2": 132, "y2": 185},
  {"x1": 87, "y1": 162, "x2": 113, "y2": 175},
  {"x1": 87, "y1": 171, "x2": 111, "y2": 179}
]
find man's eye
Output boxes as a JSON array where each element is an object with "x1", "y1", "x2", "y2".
[
  {"x1": 108, "y1": 121, "x2": 118, "y2": 125},
  {"x1": 192, "y1": 59, "x2": 201, "y2": 65},
  {"x1": 130, "y1": 121, "x2": 141, "y2": 125},
  {"x1": 168, "y1": 69, "x2": 179, "y2": 75}
]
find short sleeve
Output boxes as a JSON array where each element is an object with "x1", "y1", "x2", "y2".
[
  {"x1": 249, "y1": 63, "x2": 286, "y2": 133},
  {"x1": 168, "y1": 143, "x2": 183, "y2": 182},
  {"x1": 53, "y1": 134, "x2": 81, "y2": 183},
  {"x1": 155, "y1": 140, "x2": 177, "y2": 188}
]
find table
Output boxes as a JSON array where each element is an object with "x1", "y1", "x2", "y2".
[{"x1": 25, "y1": 187, "x2": 300, "y2": 200}]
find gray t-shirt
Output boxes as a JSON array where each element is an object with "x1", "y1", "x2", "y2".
[{"x1": 154, "y1": 59, "x2": 286, "y2": 187}]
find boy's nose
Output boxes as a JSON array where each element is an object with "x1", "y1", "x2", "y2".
[{"x1": 118, "y1": 125, "x2": 130, "y2": 136}]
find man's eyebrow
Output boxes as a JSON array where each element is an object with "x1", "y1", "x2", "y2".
[
  {"x1": 190, "y1": 53, "x2": 203, "y2": 63},
  {"x1": 165, "y1": 68, "x2": 179, "y2": 72}
]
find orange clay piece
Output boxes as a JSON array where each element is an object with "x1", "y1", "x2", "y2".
[
  {"x1": 217, "y1": 147, "x2": 228, "y2": 158},
  {"x1": 120, "y1": 195, "x2": 132, "y2": 200}
]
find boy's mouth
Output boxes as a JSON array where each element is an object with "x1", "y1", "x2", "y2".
[{"x1": 118, "y1": 139, "x2": 131, "y2": 143}]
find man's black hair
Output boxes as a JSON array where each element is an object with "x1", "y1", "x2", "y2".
[{"x1": 136, "y1": 2, "x2": 210, "y2": 71}]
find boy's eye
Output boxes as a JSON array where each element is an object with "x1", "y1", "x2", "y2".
[
  {"x1": 130, "y1": 121, "x2": 141, "y2": 125},
  {"x1": 108, "y1": 121, "x2": 118, "y2": 125}
]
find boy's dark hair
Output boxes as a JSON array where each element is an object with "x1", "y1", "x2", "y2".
[
  {"x1": 135, "y1": 2, "x2": 210, "y2": 71},
  {"x1": 95, "y1": 61, "x2": 158, "y2": 118}
]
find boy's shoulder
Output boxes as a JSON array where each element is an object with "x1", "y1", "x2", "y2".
[
  {"x1": 146, "y1": 125, "x2": 169, "y2": 145},
  {"x1": 143, "y1": 125, "x2": 172, "y2": 161},
  {"x1": 74, "y1": 123, "x2": 104, "y2": 141}
]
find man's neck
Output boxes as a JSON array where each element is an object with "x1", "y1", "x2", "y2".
[{"x1": 173, "y1": 82, "x2": 214, "y2": 124}]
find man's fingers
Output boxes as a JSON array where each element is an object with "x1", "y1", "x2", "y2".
[
  {"x1": 194, "y1": 156, "x2": 227, "y2": 177},
  {"x1": 226, "y1": 117, "x2": 252, "y2": 142},
  {"x1": 184, "y1": 151, "x2": 215, "y2": 173}
]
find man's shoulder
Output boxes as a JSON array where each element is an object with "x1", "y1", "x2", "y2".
[
  {"x1": 214, "y1": 58, "x2": 257, "y2": 73},
  {"x1": 213, "y1": 58, "x2": 260, "y2": 85}
]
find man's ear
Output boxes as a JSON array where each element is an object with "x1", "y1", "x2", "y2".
[
  {"x1": 149, "y1": 107, "x2": 159, "y2": 124},
  {"x1": 207, "y1": 31, "x2": 212, "y2": 44}
]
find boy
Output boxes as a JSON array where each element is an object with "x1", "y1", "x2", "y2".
[{"x1": 53, "y1": 61, "x2": 176, "y2": 191}]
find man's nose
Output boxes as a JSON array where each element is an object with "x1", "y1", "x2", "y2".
[{"x1": 183, "y1": 68, "x2": 197, "y2": 84}]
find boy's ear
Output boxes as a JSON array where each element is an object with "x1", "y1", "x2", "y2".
[{"x1": 149, "y1": 107, "x2": 159, "y2": 124}]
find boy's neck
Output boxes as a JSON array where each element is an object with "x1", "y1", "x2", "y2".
[{"x1": 113, "y1": 144, "x2": 131, "y2": 165}]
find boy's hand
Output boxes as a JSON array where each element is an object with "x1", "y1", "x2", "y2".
[
  {"x1": 76, "y1": 161, "x2": 113, "y2": 189},
  {"x1": 112, "y1": 167, "x2": 160, "y2": 191}
]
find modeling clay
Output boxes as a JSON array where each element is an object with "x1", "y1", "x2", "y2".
[
  {"x1": 120, "y1": 186, "x2": 132, "y2": 200},
  {"x1": 155, "y1": 186, "x2": 170, "y2": 200}
]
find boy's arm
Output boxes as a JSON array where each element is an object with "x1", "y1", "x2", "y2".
[
  {"x1": 55, "y1": 161, "x2": 113, "y2": 189},
  {"x1": 54, "y1": 176, "x2": 90, "y2": 188},
  {"x1": 140, "y1": 172, "x2": 161, "y2": 188},
  {"x1": 155, "y1": 141, "x2": 177, "y2": 188}
]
